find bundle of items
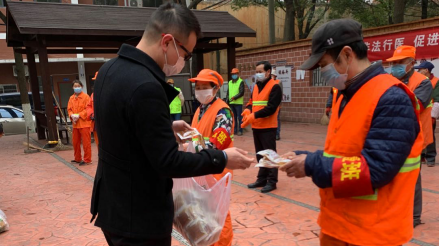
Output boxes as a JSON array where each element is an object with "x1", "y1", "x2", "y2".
[
  {"x1": 256, "y1": 149, "x2": 291, "y2": 168},
  {"x1": 177, "y1": 128, "x2": 206, "y2": 151},
  {"x1": 0, "y1": 209, "x2": 9, "y2": 233}
]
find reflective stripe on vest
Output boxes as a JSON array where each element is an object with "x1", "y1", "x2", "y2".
[
  {"x1": 229, "y1": 78, "x2": 244, "y2": 105},
  {"x1": 253, "y1": 101, "x2": 268, "y2": 106},
  {"x1": 169, "y1": 87, "x2": 182, "y2": 114}
]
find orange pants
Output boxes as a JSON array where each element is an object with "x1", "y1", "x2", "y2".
[
  {"x1": 211, "y1": 169, "x2": 233, "y2": 246},
  {"x1": 320, "y1": 233, "x2": 402, "y2": 246},
  {"x1": 73, "y1": 127, "x2": 91, "y2": 163},
  {"x1": 93, "y1": 131, "x2": 99, "y2": 147}
]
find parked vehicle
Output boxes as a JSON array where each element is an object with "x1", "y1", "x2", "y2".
[
  {"x1": 0, "y1": 92, "x2": 59, "y2": 116},
  {"x1": 0, "y1": 105, "x2": 36, "y2": 135}
]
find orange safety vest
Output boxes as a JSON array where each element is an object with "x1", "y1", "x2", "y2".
[
  {"x1": 191, "y1": 98, "x2": 234, "y2": 246},
  {"x1": 407, "y1": 71, "x2": 433, "y2": 148},
  {"x1": 431, "y1": 76, "x2": 439, "y2": 89},
  {"x1": 251, "y1": 79, "x2": 280, "y2": 129},
  {"x1": 320, "y1": 74, "x2": 422, "y2": 245}
]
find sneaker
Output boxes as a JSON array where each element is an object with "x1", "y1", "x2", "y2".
[{"x1": 79, "y1": 161, "x2": 92, "y2": 166}]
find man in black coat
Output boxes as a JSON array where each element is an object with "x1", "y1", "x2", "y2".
[{"x1": 90, "y1": 3, "x2": 254, "y2": 245}]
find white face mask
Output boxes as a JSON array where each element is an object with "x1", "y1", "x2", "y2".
[
  {"x1": 255, "y1": 72, "x2": 266, "y2": 81},
  {"x1": 162, "y1": 37, "x2": 185, "y2": 77},
  {"x1": 195, "y1": 88, "x2": 215, "y2": 105}
]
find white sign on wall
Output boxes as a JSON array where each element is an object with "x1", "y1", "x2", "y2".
[{"x1": 276, "y1": 66, "x2": 292, "y2": 102}]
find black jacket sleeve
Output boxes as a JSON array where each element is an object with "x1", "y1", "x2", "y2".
[
  {"x1": 414, "y1": 78, "x2": 433, "y2": 109},
  {"x1": 129, "y1": 82, "x2": 226, "y2": 178},
  {"x1": 254, "y1": 84, "x2": 282, "y2": 119},
  {"x1": 232, "y1": 81, "x2": 245, "y2": 100}
]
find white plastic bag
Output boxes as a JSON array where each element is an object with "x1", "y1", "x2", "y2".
[
  {"x1": 0, "y1": 209, "x2": 9, "y2": 233},
  {"x1": 172, "y1": 137, "x2": 232, "y2": 246},
  {"x1": 432, "y1": 102, "x2": 439, "y2": 119}
]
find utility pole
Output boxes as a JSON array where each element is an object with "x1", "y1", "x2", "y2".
[{"x1": 268, "y1": 0, "x2": 275, "y2": 44}]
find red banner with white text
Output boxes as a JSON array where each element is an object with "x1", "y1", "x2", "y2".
[{"x1": 364, "y1": 27, "x2": 439, "y2": 62}]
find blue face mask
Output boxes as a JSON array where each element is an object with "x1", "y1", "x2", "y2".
[
  {"x1": 321, "y1": 63, "x2": 349, "y2": 90},
  {"x1": 74, "y1": 87, "x2": 82, "y2": 94},
  {"x1": 231, "y1": 75, "x2": 238, "y2": 80},
  {"x1": 255, "y1": 73, "x2": 265, "y2": 81},
  {"x1": 391, "y1": 64, "x2": 408, "y2": 79}
]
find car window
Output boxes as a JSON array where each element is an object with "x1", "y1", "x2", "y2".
[
  {"x1": 0, "y1": 95, "x2": 21, "y2": 108},
  {"x1": 0, "y1": 108, "x2": 13, "y2": 118},
  {"x1": 11, "y1": 108, "x2": 24, "y2": 118}
]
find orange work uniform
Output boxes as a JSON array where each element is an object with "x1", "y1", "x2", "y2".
[
  {"x1": 86, "y1": 93, "x2": 98, "y2": 147},
  {"x1": 192, "y1": 98, "x2": 234, "y2": 246},
  {"x1": 320, "y1": 74, "x2": 422, "y2": 245},
  {"x1": 68, "y1": 91, "x2": 92, "y2": 163}
]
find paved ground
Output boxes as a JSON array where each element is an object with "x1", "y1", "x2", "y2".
[{"x1": 1, "y1": 122, "x2": 439, "y2": 245}]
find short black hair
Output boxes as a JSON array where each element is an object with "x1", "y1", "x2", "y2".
[
  {"x1": 72, "y1": 80, "x2": 83, "y2": 87},
  {"x1": 256, "y1": 61, "x2": 272, "y2": 72},
  {"x1": 326, "y1": 41, "x2": 368, "y2": 63},
  {"x1": 144, "y1": 3, "x2": 201, "y2": 43}
]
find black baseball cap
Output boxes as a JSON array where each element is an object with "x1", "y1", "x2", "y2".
[
  {"x1": 300, "y1": 19, "x2": 364, "y2": 70},
  {"x1": 414, "y1": 61, "x2": 435, "y2": 73}
]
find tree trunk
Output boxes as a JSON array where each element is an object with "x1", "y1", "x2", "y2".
[
  {"x1": 268, "y1": 0, "x2": 275, "y2": 44},
  {"x1": 14, "y1": 48, "x2": 35, "y2": 133},
  {"x1": 393, "y1": 0, "x2": 405, "y2": 24},
  {"x1": 421, "y1": 0, "x2": 428, "y2": 19},
  {"x1": 283, "y1": 0, "x2": 295, "y2": 41}
]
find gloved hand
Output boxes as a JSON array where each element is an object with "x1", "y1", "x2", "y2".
[
  {"x1": 325, "y1": 107, "x2": 331, "y2": 116},
  {"x1": 241, "y1": 109, "x2": 251, "y2": 118},
  {"x1": 241, "y1": 113, "x2": 255, "y2": 129}
]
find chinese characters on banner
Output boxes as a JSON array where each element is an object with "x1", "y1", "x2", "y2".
[
  {"x1": 275, "y1": 66, "x2": 292, "y2": 102},
  {"x1": 364, "y1": 27, "x2": 439, "y2": 61}
]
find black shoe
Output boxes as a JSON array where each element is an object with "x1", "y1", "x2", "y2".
[
  {"x1": 238, "y1": 132, "x2": 243, "y2": 136},
  {"x1": 71, "y1": 160, "x2": 80, "y2": 163},
  {"x1": 261, "y1": 184, "x2": 277, "y2": 193},
  {"x1": 247, "y1": 181, "x2": 267, "y2": 189},
  {"x1": 427, "y1": 162, "x2": 435, "y2": 167},
  {"x1": 414, "y1": 220, "x2": 424, "y2": 228},
  {"x1": 79, "y1": 161, "x2": 86, "y2": 166},
  {"x1": 276, "y1": 135, "x2": 280, "y2": 141}
]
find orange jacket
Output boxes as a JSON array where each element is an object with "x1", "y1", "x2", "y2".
[
  {"x1": 407, "y1": 71, "x2": 433, "y2": 148},
  {"x1": 251, "y1": 79, "x2": 280, "y2": 129},
  {"x1": 191, "y1": 98, "x2": 233, "y2": 246},
  {"x1": 68, "y1": 91, "x2": 91, "y2": 129},
  {"x1": 320, "y1": 74, "x2": 422, "y2": 245},
  {"x1": 86, "y1": 93, "x2": 95, "y2": 132}
]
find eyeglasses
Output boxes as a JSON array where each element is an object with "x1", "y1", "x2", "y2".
[{"x1": 162, "y1": 34, "x2": 193, "y2": 62}]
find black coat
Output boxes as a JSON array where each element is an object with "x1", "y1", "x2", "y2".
[{"x1": 90, "y1": 44, "x2": 227, "y2": 239}]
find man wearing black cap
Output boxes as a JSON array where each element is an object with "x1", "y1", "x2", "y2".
[
  {"x1": 416, "y1": 61, "x2": 439, "y2": 167},
  {"x1": 278, "y1": 19, "x2": 422, "y2": 245}
]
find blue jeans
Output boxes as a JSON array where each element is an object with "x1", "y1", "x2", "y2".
[
  {"x1": 277, "y1": 109, "x2": 281, "y2": 136},
  {"x1": 230, "y1": 104, "x2": 243, "y2": 134},
  {"x1": 171, "y1": 113, "x2": 181, "y2": 121}
]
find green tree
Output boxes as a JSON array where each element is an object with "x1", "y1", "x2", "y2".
[{"x1": 231, "y1": 0, "x2": 330, "y2": 41}]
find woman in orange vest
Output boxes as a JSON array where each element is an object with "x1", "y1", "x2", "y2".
[
  {"x1": 68, "y1": 80, "x2": 92, "y2": 166},
  {"x1": 280, "y1": 19, "x2": 422, "y2": 245},
  {"x1": 86, "y1": 72, "x2": 98, "y2": 147},
  {"x1": 188, "y1": 69, "x2": 234, "y2": 246}
]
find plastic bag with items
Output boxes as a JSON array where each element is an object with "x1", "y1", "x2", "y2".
[
  {"x1": 0, "y1": 209, "x2": 9, "y2": 233},
  {"x1": 255, "y1": 149, "x2": 291, "y2": 168},
  {"x1": 173, "y1": 130, "x2": 231, "y2": 246}
]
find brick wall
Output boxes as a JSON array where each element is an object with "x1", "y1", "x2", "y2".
[{"x1": 237, "y1": 44, "x2": 331, "y2": 124}]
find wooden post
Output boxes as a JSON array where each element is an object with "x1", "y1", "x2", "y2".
[
  {"x1": 226, "y1": 37, "x2": 236, "y2": 82},
  {"x1": 37, "y1": 37, "x2": 57, "y2": 144},
  {"x1": 26, "y1": 47, "x2": 46, "y2": 139},
  {"x1": 195, "y1": 52, "x2": 204, "y2": 75}
]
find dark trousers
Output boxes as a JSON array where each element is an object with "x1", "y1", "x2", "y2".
[
  {"x1": 103, "y1": 229, "x2": 171, "y2": 246},
  {"x1": 170, "y1": 113, "x2": 181, "y2": 121},
  {"x1": 253, "y1": 129, "x2": 278, "y2": 184},
  {"x1": 414, "y1": 171, "x2": 423, "y2": 223},
  {"x1": 423, "y1": 120, "x2": 437, "y2": 163},
  {"x1": 230, "y1": 104, "x2": 243, "y2": 134},
  {"x1": 277, "y1": 109, "x2": 281, "y2": 136}
]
